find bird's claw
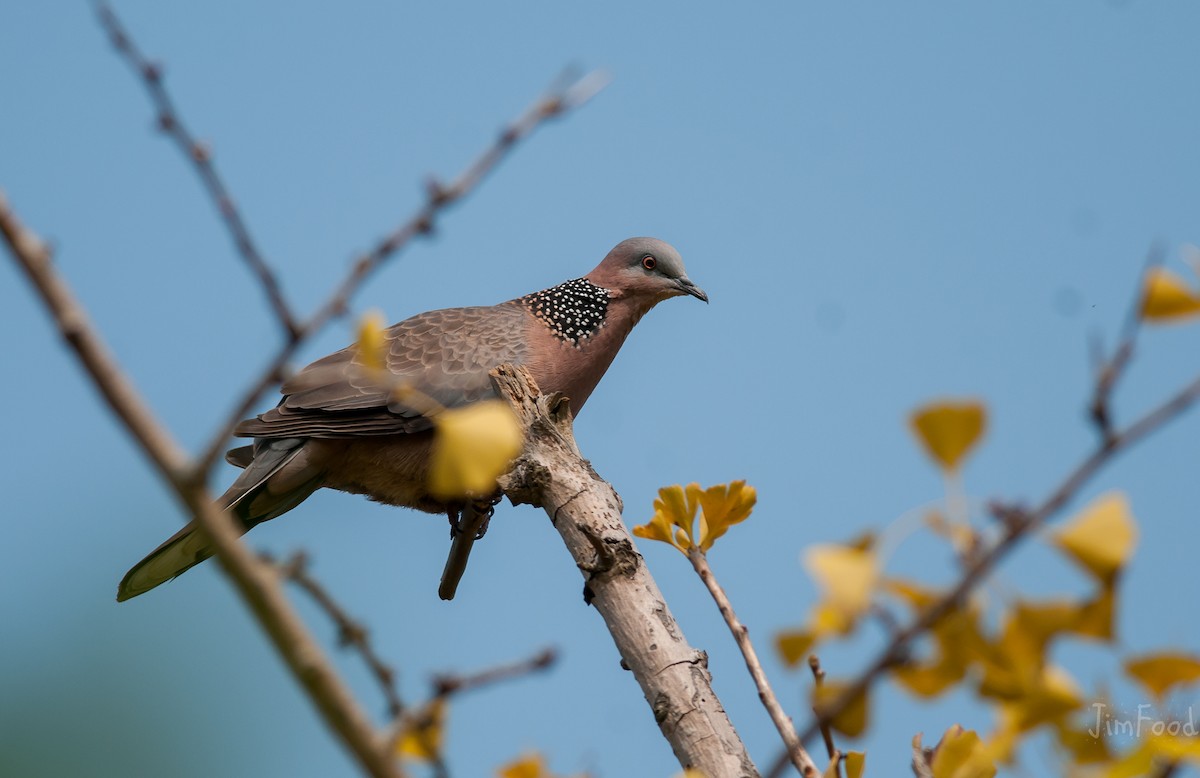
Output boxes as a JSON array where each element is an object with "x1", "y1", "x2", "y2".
[{"x1": 448, "y1": 496, "x2": 501, "y2": 539}]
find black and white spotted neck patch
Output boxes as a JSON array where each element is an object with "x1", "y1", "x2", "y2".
[{"x1": 521, "y1": 278, "x2": 611, "y2": 346}]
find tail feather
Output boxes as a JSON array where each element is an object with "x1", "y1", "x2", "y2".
[
  {"x1": 116, "y1": 521, "x2": 214, "y2": 602},
  {"x1": 117, "y1": 438, "x2": 319, "y2": 602}
]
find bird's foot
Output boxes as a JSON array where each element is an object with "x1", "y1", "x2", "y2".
[{"x1": 447, "y1": 495, "x2": 502, "y2": 539}]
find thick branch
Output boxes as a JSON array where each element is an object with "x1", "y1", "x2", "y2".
[
  {"x1": 492, "y1": 365, "x2": 759, "y2": 778},
  {"x1": 0, "y1": 193, "x2": 401, "y2": 778}
]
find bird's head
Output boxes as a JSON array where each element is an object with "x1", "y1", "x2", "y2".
[{"x1": 587, "y1": 237, "x2": 708, "y2": 304}]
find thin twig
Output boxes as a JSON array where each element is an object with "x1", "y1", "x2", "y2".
[
  {"x1": 764, "y1": 368, "x2": 1200, "y2": 778},
  {"x1": 825, "y1": 750, "x2": 843, "y2": 778},
  {"x1": 687, "y1": 547, "x2": 820, "y2": 777},
  {"x1": 0, "y1": 193, "x2": 401, "y2": 778},
  {"x1": 386, "y1": 646, "x2": 558, "y2": 755},
  {"x1": 271, "y1": 551, "x2": 406, "y2": 719},
  {"x1": 94, "y1": 1, "x2": 299, "y2": 339},
  {"x1": 807, "y1": 656, "x2": 838, "y2": 764},
  {"x1": 430, "y1": 646, "x2": 557, "y2": 698},
  {"x1": 192, "y1": 68, "x2": 609, "y2": 477},
  {"x1": 1088, "y1": 243, "x2": 1163, "y2": 442}
]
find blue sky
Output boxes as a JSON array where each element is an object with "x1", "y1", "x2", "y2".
[{"x1": 3, "y1": 2, "x2": 1200, "y2": 776}]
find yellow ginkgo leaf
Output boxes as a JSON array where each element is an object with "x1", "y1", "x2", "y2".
[
  {"x1": 497, "y1": 753, "x2": 549, "y2": 778},
  {"x1": 891, "y1": 591, "x2": 982, "y2": 698},
  {"x1": 930, "y1": 725, "x2": 996, "y2": 778},
  {"x1": 1103, "y1": 738, "x2": 1157, "y2": 778},
  {"x1": 696, "y1": 480, "x2": 757, "y2": 550},
  {"x1": 882, "y1": 577, "x2": 940, "y2": 609},
  {"x1": 1124, "y1": 652, "x2": 1200, "y2": 699},
  {"x1": 1053, "y1": 719, "x2": 1110, "y2": 765},
  {"x1": 1074, "y1": 583, "x2": 1117, "y2": 641},
  {"x1": 660, "y1": 484, "x2": 700, "y2": 542},
  {"x1": 1141, "y1": 267, "x2": 1200, "y2": 322},
  {"x1": 1104, "y1": 734, "x2": 1200, "y2": 778},
  {"x1": 632, "y1": 511, "x2": 686, "y2": 554},
  {"x1": 812, "y1": 680, "x2": 869, "y2": 737},
  {"x1": 804, "y1": 544, "x2": 879, "y2": 629},
  {"x1": 844, "y1": 752, "x2": 866, "y2": 778},
  {"x1": 1002, "y1": 665, "x2": 1083, "y2": 733},
  {"x1": 775, "y1": 628, "x2": 817, "y2": 667},
  {"x1": 1148, "y1": 733, "x2": 1200, "y2": 763},
  {"x1": 909, "y1": 400, "x2": 987, "y2": 472},
  {"x1": 894, "y1": 659, "x2": 968, "y2": 699},
  {"x1": 396, "y1": 698, "x2": 447, "y2": 762},
  {"x1": 634, "y1": 484, "x2": 702, "y2": 552},
  {"x1": 1052, "y1": 492, "x2": 1138, "y2": 582},
  {"x1": 355, "y1": 309, "x2": 389, "y2": 375},
  {"x1": 429, "y1": 400, "x2": 523, "y2": 499}
]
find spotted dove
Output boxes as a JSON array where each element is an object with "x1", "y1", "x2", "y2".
[{"x1": 117, "y1": 237, "x2": 706, "y2": 602}]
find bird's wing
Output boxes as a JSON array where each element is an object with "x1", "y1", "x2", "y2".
[{"x1": 235, "y1": 303, "x2": 528, "y2": 439}]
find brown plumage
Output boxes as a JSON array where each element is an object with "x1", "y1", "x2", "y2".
[{"x1": 117, "y1": 237, "x2": 706, "y2": 601}]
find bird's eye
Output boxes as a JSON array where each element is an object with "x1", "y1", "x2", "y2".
[{"x1": 641, "y1": 255, "x2": 657, "y2": 271}]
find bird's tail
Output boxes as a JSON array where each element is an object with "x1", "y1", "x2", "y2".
[{"x1": 116, "y1": 438, "x2": 320, "y2": 602}]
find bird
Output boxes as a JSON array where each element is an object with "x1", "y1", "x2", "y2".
[{"x1": 117, "y1": 237, "x2": 707, "y2": 602}]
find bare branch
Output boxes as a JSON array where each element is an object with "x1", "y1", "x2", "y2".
[
  {"x1": 192, "y1": 68, "x2": 608, "y2": 477},
  {"x1": 1088, "y1": 243, "x2": 1163, "y2": 442},
  {"x1": 807, "y1": 656, "x2": 838, "y2": 764},
  {"x1": 0, "y1": 192, "x2": 402, "y2": 778},
  {"x1": 94, "y1": 1, "x2": 299, "y2": 339},
  {"x1": 430, "y1": 647, "x2": 557, "y2": 699},
  {"x1": 272, "y1": 551, "x2": 406, "y2": 720},
  {"x1": 687, "y1": 547, "x2": 820, "y2": 776}
]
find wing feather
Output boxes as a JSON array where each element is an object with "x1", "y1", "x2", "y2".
[{"x1": 236, "y1": 302, "x2": 528, "y2": 439}]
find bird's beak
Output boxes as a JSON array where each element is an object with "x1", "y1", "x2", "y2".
[{"x1": 676, "y1": 277, "x2": 709, "y2": 303}]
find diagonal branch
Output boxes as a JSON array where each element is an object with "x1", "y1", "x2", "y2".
[
  {"x1": 0, "y1": 192, "x2": 402, "y2": 778},
  {"x1": 95, "y1": 1, "x2": 299, "y2": 339},
  {"x1": 192, "y1": 68, "x2": 609, "y2": 477},
  {"x1": 1088, "y1": 243, "x2": 1163, "y2": 442}
]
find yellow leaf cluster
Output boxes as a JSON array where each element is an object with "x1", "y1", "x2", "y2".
[
  {"x1": 883, "y1": 566, "x2": 1124, "y2": 762},
  {"x1": 1124, "y1": 652, "x2": 1200, "y2": 699},
  {"x1": 1141, "y1": 267, "x2": 1200, "y2": 322},
  {"x1": 632, "y1": 481, "x2": 756, "y2": 554},
  {"x1": 909, "y1": 400, "x2": 987, "y2": 472},
  {"x1": 429, "y1": 400, "x2": 523, "y2": 500},
  {"x1": 885, "y1": 579, "x2": 983, "y2": 698},
  {"x1": 928, "y1": 725, "x2": 998, "y2": 778},
  {"x1": 395, "y1": 698, "x2": 447, "y2": 762},
  {"x1": 774, "y1": 539, "x2": 880, "y2": 667}
]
